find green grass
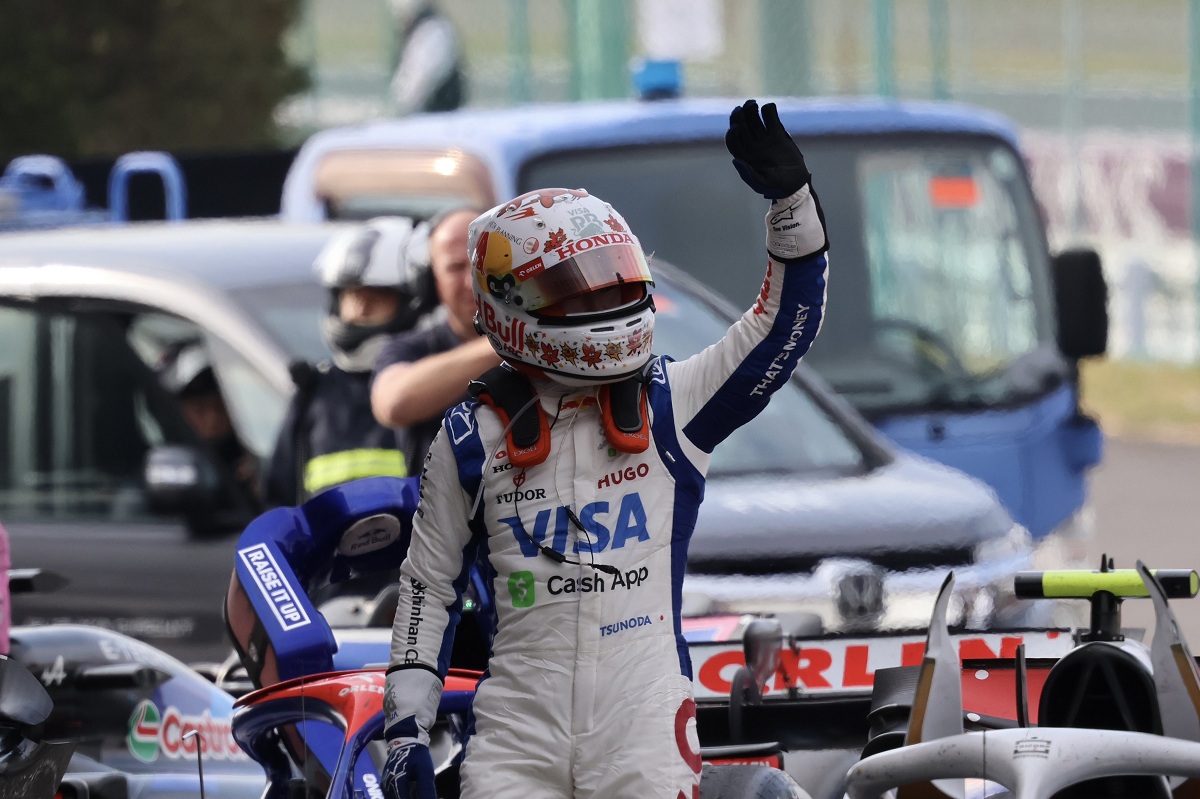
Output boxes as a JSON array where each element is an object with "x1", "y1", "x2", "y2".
[{"x1": 1081, "y1": 359, "x2": 1200, "y2": 443}]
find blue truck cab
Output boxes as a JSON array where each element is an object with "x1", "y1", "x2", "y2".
[{"x1": 280, "y1": 97, "x2": 1108, "y2": 561}]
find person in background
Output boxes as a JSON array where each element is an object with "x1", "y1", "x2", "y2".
[
  {"x1": 388, "y1": 0, "x2": 465, "y2": 115},
  {"x1": 157, "y1": 340, "x2": 260, "y2": 507},
  {"x1": 371, "y1": 207, "x2": 500, "y2": 475},
  {"x1": 263, "y1": 217, "x2": 438, "y2": 507}
]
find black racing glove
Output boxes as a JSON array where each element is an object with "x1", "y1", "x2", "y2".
[
  {"x1": 725, "y1": 99, "x2": 811, "y2": 200},
  {"x1": 727, "y1": 99, "x2": 829, "y2": 260}
]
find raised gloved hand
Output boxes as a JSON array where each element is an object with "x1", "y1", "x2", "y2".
[
  {"x1": 727, "y1": 99, "x2": 829, "y2": 260},
  {"x1": 381, "y1": 734, "x2": 437, "y2": 799},
  {"x1": 725, "y1": 99, "x2": 811, "y2": 200}
]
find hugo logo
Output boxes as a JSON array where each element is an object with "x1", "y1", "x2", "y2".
[{"x1": 597, "y1": 463, "x2": 649, "y2": 489}]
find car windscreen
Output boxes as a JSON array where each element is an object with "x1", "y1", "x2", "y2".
[
  {"x1": 520, "y1": 134, "x2": 1059, "y2": 417},
  {"x1": 651, "y1": 277, "x2": 865, "y2": 477},
  {"x1": 222, "y1": 257, "x2": 865, "y2": 476}
]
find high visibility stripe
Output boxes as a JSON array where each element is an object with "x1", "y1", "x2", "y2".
[{"x1": 303, "y1": 448, "x2": 407, "y2": 493}]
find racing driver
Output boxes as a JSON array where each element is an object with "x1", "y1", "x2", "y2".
[{"x1": 381, "y1": 99, "x2": 830, "y2": 799}]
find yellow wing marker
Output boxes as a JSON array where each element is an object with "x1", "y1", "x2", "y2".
[{"x1": 1015, "y1": 569, "x2": 1198, "y2": 599}]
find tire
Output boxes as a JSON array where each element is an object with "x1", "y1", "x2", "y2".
[{"x1": 699, "y1": 764, "x2": 811, "y2": 799}]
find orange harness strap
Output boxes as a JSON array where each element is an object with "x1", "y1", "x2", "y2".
[
  {"x1": 599, "y1": 379, "x2": 650, "y2": 454},
  {"x1": 471, "y1": 366, "x2": 552, "y2": 468},
  {"x1": 469, "y1": 366, "x2": 649, "y2": 467}
]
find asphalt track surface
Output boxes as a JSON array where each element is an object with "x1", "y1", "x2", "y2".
[{"x1": 1092, "y1": 437, "x2": 1200, "y2": 643}]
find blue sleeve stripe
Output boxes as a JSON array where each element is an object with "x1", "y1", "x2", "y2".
[
  {"x1": 646, "y1": 357, "x2": 703, "y2": 678},
  {"x1": 683, "y1": 253, "x2": 826, "y2": 452},
  {"x1": 434, "y1": 402, "x2": 490, "y2": 676},
  {"x1": 436, "y1": 529, "x2": 484, "y2": 675},
  {"x1": 670, "y1": 492, "x2": 700, "y2": 679},
  {"x1": 645, "y1": 358, "x2": 704, "y2": 498},
  {"x1": 472, "y1": 538, "x2": 499, "y2": 658}
]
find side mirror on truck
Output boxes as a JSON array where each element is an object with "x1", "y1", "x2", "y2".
[{"x1": 1052, "y1": 248, "x2": 1109, "y2": 360}]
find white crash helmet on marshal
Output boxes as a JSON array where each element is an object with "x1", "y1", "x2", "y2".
[
  {"x1": 469, "y1": 188, "x2": 655, "y2": 386},
  {"x1": 313, "y1": 216, "x2": 437, "y2": 372}
]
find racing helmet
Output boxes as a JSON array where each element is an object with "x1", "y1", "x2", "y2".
[
  {"x1": 469, "y1": 189, "x2": 655, "y2": 386},
  {"x1": 315, "y1": 216, "x2": 438, "y2": 372}
]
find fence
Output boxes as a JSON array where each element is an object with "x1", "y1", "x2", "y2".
[{"x1": 281, "y1": 0, "x2": 1200, "y2": 361}]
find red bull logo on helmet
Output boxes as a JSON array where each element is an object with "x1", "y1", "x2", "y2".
[{"x1": 477, "y1": 299, "x2": 527, "y2": 355}]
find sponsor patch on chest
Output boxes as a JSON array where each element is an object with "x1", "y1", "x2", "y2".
[{"x1": 498, "y1": 492, "x2": 650, "y2": 557}]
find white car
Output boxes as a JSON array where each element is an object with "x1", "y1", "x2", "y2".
[{"x1": 0, "y1": 219, "x2": 1045, "y2": 664}]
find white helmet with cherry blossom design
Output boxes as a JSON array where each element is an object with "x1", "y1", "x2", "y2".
[{"x1": 469, "y1": 188, "x2": 656, "y2": 386}]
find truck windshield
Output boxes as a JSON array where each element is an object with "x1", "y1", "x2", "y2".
[{"x1": 521, "y1": 134, "x2": 1059, "y2": 417}]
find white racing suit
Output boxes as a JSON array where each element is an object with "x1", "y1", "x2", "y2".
[{"x1": 387, "y1": 187, "x2": 828, "y2": 799}]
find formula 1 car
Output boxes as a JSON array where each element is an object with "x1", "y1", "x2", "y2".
[
  {"x1": 9, "y1": 623, "x2": 266, "y2": 799},
  {"x1": 0, "y1": 567, "x2": 264, "y2": 799},
  {"x1": 844, "y1": 561, "x2": 1200, "y2": 799}
]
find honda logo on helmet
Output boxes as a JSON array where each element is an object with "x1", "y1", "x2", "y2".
[{"x1": 554, "y1": 231, "x2": 634, "y2": 261}]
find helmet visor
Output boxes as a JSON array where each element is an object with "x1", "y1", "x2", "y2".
[{"x1": 512, "y1": 244, "x2": 652, "y2": 311}]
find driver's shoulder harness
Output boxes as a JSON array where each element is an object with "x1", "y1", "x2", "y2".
[{"x1": 467, "y1": 364, "x2": 650, "y2": 468}]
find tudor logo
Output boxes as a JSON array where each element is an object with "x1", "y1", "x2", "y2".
[{"x1": 338, "y1": 514, "x2": 403, "y2": 556}]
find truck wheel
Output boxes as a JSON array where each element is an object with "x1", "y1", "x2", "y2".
[{"x1": 699, "y1": 764, "x2": 811, "y2": 799}]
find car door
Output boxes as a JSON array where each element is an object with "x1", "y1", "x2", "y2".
[{"x1": 0, "y1": 299, "x2": 255, "y2": 663}]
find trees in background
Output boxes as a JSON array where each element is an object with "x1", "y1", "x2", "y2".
[{"x1": 0, "y1": 0, "x2": 309, "y2": 162}]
